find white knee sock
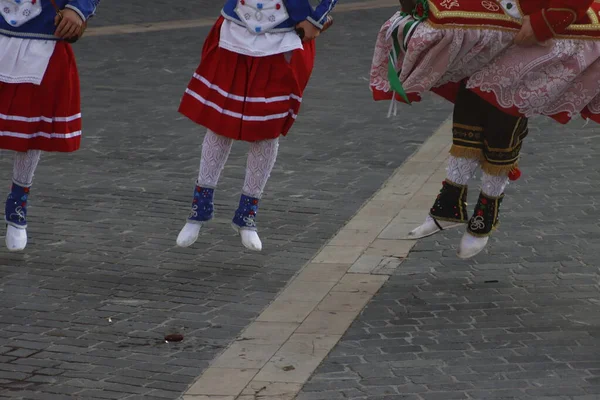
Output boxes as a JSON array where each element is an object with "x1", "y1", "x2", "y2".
[
  {"x1": 13, "y1": 150, "x2": 42, "y2": 187},
  {"x1": 197, "y1": 129, "x2": 234, "y2": 188},
  {"x1": 177, "y1": 130, "x2": 233, "y2": 248},
  {"x1": 242, "y1": 137, "x2": 279, "y2": 198},
  {"x1": 236, "y1": 138, "x2": 279, "y2": 252},
  {"x1": 446, "y1": 156, "x2": 479, "y2": 185},
  {"x1": 6, "y1": 150, "x2": 39, "y2": 251},
  {"x1": 481, "y1": 172, "x2": 509, "y2": 197}
]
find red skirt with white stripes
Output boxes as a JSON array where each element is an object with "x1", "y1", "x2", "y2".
[
  {"x1": 179, "y1": 17, "x2": 316, "y2": 142},
  {"x1": 0, "y1": 41, "x2": 81, "y2": 153}
]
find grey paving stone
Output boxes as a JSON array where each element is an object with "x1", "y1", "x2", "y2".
[{"x1": 297, "y1": 105, "x2": 600, "y2": 398}]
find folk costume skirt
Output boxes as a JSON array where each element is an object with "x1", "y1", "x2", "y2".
[
  {"x1": 0, "y1": 41, "x2": 82, "y2": 152},
  {"x1": 179, "y1": 17, "x2": 316, "y2": 142},
  {"x1": 370, "y1": 10, "x2": 600, "y2": 125}
]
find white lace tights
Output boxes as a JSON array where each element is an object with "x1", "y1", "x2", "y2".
[
  {"x1": 243, "y1": 136, "x2": 279, "y2": 198},
  {"x1": 197, "y1": 130, "x2": 233, "y2": 188},
  {"x1": 445, "y1": 155, "x2": 508, "y2": 195},
  {"x1": 446, "y1": 156, "x2": 479, "y2": 185},
  {"x1": 197, "y1": 129, "x2": 279, "y2": 198},
  {"x1": 13, "y1": 150, "x2": 41, "y2": 187},
  {"x1": 481, "y1": 173, "x2": 508, "y2": 197}
]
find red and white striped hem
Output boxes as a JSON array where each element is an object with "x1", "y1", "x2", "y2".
[
  {"x1": 193, "y1": 73, "x2": 302, "y2": 105},
  {"x1": 0, "y1": 130, "x2": 82, "y2": 139},
  {"x1": 184, "y1": 88, "x2": 298, "y2": 122},
  {"x1": 0, "y1": 111, "x2": 82, "y2": 150},
  {"x1": 0, "y1": 112, "x2": 82, "y2": 123},
  {"x1": 186, "y1": 72, "x2": 302, "y2": 122}
]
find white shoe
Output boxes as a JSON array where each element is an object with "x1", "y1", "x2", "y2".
[
  {"x1": 6, "y1": 225, "x2": 27, "y2": 252},
  {"x1": 232, "y1": 225, "x2": 262, "y2": 251},
  {"x1": 176, "y1": 222, "x2": 202, "y2": 247},
  {"x1": 457, "y1": 231, "x2": 489, "y2": 259},
  {"x1": 240, "y1": 229, "x2": 262, "y2": 251},
  {"x1": 405, "y1": 215, "x2": 463, "y2": 240}
]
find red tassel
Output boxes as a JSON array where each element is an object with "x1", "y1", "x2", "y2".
[{"x1": 508, "y1": 168, "x2": 521, "y2": 181}]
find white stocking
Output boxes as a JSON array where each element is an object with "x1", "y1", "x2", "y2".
[
  {"x1": 446, "y1": 156, "x2": 479, "y2": 185},
  {"x1": 177, "y1": 129, "x2": 233, "y2": 248},
  {"x1": 481, "y1": 172, "x2": 509, "y2": 197},
  {"x1": 13, "y1": 150, "x2": 41, "y2": 187},
  {"x1": 6, "y1": 150, "x2": 40, "y2": 251},
  {"x1": 242, "y1": 138, "x2": 279, "y2": 198},
  {"x1": 237, "y1": 138, "x2": 279, "y2": 252},
  {"x1": 197, "y1": 129, "x2": 234, "y2": 188}
]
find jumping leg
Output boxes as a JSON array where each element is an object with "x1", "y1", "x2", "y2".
[
  {"x1": 5, "y1": 150, "x2": 41, "y2": 251},
  {"x1": 457, "y1": 103, "x2": 528, "y2": 259},
  {"x1": 457, "y1": 172, "x2": 508, "y2": 258},
  {"x1": 176, "y1": 129, "x2": 233, "y2": 247},
  {"x1": 407, "y1": 84, "x2": 483, "y2": 239},
  {"x1": 232, "y1": 137, "x2": 279, "y2": 251}
]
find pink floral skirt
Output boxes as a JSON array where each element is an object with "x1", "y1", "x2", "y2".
[{"x1": 370, "y1": 11, "x2": 600, "y2": 124}]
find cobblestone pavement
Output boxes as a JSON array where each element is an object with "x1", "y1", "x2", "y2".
[
  {"x1": 297, "y1": 116, "x2": 600, "y2": 400},
  {"x1": 0, "y1": 2, "x2": 451, "y2": 400}
]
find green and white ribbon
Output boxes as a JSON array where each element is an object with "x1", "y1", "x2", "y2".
[{"x1": 385, "y1": 2, "x2": 429, "y2": 116}]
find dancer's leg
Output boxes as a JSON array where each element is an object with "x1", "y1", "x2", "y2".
[
  {"x1": 407, "y1": 83, "x2": 483, "y2": 240},
  {"x1": 457, "y1": 102, "x2": 528, "y2": 259},
  {"x1": 457, "y1": 172, "x2": 508, "y2": 259},
  {"x1": 5, "y1": 150, "x2": 42, "y2": 251},
  {"x1": 177, "y1": 129, "x2": 233, "y2": 247},
  {"x1": 232, "y1": 137, "x2": 279, "y2": 251}
]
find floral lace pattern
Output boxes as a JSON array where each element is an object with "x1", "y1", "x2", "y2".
[
  {"x1": 369, "y1": 12, "x2": 400, "y2": 97},
  {"x1": 467, "y1": 39, "x2": 600, "y2": 119},
  {"x1": 587, "y1": 90, "x2": 600, "y2": 115},
  {"x1": 370, "y1": 13, "x2": 600, "y2": 121},
  {"x1": 370, "y1": 14, "x2": 513, "y2": 99}
]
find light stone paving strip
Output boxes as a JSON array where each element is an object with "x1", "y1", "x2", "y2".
[
  {"x1": 85, "y1": 0, "x2": 399, "y2": 37},
  {"x1": 180, "y1": 117, "x2": 453, "y2": 399}
]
